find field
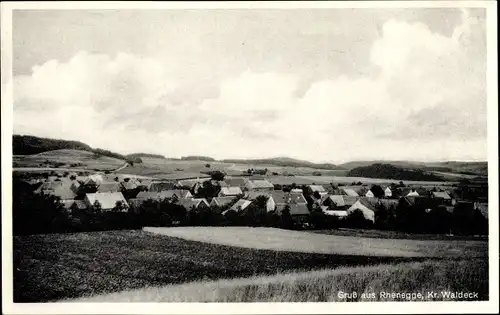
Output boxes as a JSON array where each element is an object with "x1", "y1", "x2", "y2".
[
  {"x1": 14, "y1": 230, "x2": 428, "y2": 302},
  {"x1": 144, "y1": 227, "x2": 487, "y2": 258},
  {"x1": 311, "y1": 228, "x2": 489, "y2": 241},
  {"x1": 116, "y1": 157, "x2": 348, "y2": 179},
  {"x1": 13, "y1": 149, "x2": 125, "y2": 171},
  {"x1": 69, "y1": 258, "x2": 488, "y2": 302}
]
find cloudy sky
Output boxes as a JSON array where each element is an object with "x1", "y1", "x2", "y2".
[{"x1": 12, "y1": 7, "x2": 487, "y2": 163}]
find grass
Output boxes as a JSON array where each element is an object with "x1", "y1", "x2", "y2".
[
  {"x1": 13, "y1": 149, "x2": 124, "y2": 171},
  {"x1": 67, "y1": 258, "x2": 488, "y2": 302},
  {"x1": 311, "y1": 228, "x2": 489, "y2": 241},
  {"x1": 14, "y1": 230, "x2": 435, "y2": 302},
  {"x1": 144, "y1": 227, "x2": 488, "y2": 258}
]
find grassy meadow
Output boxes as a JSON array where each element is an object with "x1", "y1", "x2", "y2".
[
  {"x1": 144, "y1": 227, "x2": 487, "y2": 258},
  {"x1": 14, "y1": 228, "x2": 488, "y2": 302},
  {"x1": 14, "y1": 230, "x2": 427, "y2": 302},
  {"x1": 13, "y1": 149, "x2": 124, "y2": 171},
  {"x1": 68, "y1": 258, "x2": 488, "y2": 302}
]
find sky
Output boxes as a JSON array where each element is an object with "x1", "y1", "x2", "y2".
[{"x1": 12, "y1": 7, "x2": 488, "y2": 164}]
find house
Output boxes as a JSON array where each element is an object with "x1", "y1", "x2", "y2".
[
  {"x1": 84, "y1": 192, "x2": 129, "y2": 211},
  {"x1": 96, "y1": 182, "x2": 121, "y2": 193},
  {"x1": 431, "y1": 191, "x2": 452, "y2": 204},
  {"x1": 406, "y1": 189, "x2": 420, "y2": 197},
  {"x1": 245, "y1": 179, "x2": 274, "y2": 191},
  {"x1": 210, "y1": 196, "x2": 236, "y2": 208},
  {"x1": 276, "y1": 203, "x2": 310, "y2": 224},
  {"x1": 365, "y1": 190, "x2": 375, "y2": 198},
  {"x1": 226, "y1": 199, "x2": 252, "y2": 214},
  {"x1": 342, "y1": 187, "x2": 359, "y2": 197},
  {"x1": 347, "y1": 199, "x2": 377, "y2": 223},
  {"x1": 245, "y1": 191, "x2": 307, "y2": 212},
  {"x1": 70, "y1": 181, "x2": 81, "y2": 194},
  {"x1": 121, "y1": 180, "x2": 139, "y2": 191},
  {"x1": 136, "y1": 189, "x2": 192, "y2": 201},
  {"x1": 291, "y1": 188, "x2": 303, "y2": 193},
  {"x1": 323, "y1": 195, "x2": 347, "y2": 210},
  {"x1": 224, "y1": 177, "x2": 249, "y2": 189},
  {"x1": 147, "y1": 181, "x2": 176, "y2": 192},
  {"x1": 384, "y1": 187, "x2": 392, "y2": 198},
  {"x1": 35, "y1": 181, "x2": 77, "y2": 200},
  {"x1": 218, "y1": 186, "x2": 243, "y2": 197},
  {"x1": 87, "y1": 174, "x2": 104, "y2": 185},
  {"x1": 177, "y1": 198, "x2": 210, "y2": 212},
  {"x1": 308, "y1": 185, "x2": 328, "y2": 196},
  {"x1": 61, "y1": 200, "x2": 88, "y2": 212},
  {"x1": 343, "y1": 196, "x2": 360, "y2": 207}
]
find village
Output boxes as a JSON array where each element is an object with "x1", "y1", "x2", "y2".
[{"x1": 18, "y1": 166, "x2": 489, "y2": 234}]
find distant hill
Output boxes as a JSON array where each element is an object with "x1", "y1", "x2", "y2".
[
  {"x1": 221, "y1": 157, "x2": 341, "y2": 170},
  {"x1": 181, "y1": 156, "x2": 216, "y2": 161},
  {"x1": 347, "y1": 163, "x2": 445, "y2": 182},
  {"x1": 13, "y1": 135, "x2": 127, "y2": 161},
  {"x1": 339, "y1": 160, "x2": 487, "y2": 176},
  {"x1": 127, "y1": 153, "x2": 166, "y2": 159}
]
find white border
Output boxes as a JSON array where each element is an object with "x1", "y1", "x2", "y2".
[{"x1": 1, "y1": 1, "x2": 498, "y2": 314}]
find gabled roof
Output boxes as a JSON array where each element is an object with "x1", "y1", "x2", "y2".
[
  {"x1": 230, "y1": 199, "x2": 252, "y2": 212},
  {"x1": 97, "y1": 182, "x2": 121, "y2": 193},
  {"x1": 343, "y1": 196, "x2": 359, "y2": 206},
  {"x1": 308, "y1": 185, "x2": 326, "y2": 193},
  {"x1": 220, "y1": 186, "x2": 243, "y2": 196},
  {"x1": 245, "y1": 191, "x2": 272, "y2": 200},
  {"x1": 246, "y1": 179, "x2": 274, "y2": 189},
  {"x1": 347, "y1": 199, "x2": 376, "y2": 222},
  {"x1": 342, "y1": 188, "x2": 359, "y2": 197},
  {"x1": 136, "y1": 189, "x2": 191, "y2": 200},
  {"x1": 224, "y1": 177, "x2": 249, "y2": 188},
  {"x1": 327, "y1": 195, "x2": 345, "y2": 207},
  {"x1": 35, "y1": 181, "x2": 76, "y2": 200},
  {"x1": 87, "y1": 174, "x2": 104, "y2": 185},
  {"x1": 121, "y1": 181, "x2": 139, "y2": 190},
  {"x1": 148, "y1": 181, "x2": 177, "y2": 192},
  {"x1": 177, "y1": 198, "x2": 209, "y2": 210},
  {"x1": 432, "y1": 191, "x2": 451, "y2": 199},
  {"x1": 210, "y1": 196, "x2": 236, "y2": 207},
  {"x1": 85, "y1": 192, "x2": 128, "y2": 210}
]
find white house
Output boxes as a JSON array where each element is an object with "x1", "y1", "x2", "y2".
[
  {"x1": 218, "y1": 186, "x2": 243, "y2": 197},
  {"x1": 384, "y1": 187, "x2": 392, "y2": 198},
  {"x1": 365, "y1": 190, "x2": 375, "y2": 198},
  {"x1": 347, "y1": 199, "x2": 376, "y2": 223}
]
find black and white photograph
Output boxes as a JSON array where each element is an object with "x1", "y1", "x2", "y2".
[{"x1": 1, "y1": 1, "x2": 498, "y2": 314}]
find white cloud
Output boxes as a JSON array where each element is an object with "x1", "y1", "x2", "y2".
[{"x1": 13, "y1": 9, "x2": 487, "y2": 163}]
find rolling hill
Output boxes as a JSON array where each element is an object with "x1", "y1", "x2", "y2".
[
  {"x1": 339, "y1": 160, "x2": 487, "y2": 176},
  {"x1": 347, "y1": 163, "x2": 446, "y2": 182},
  {"x1": 127, "y1": 153, "x2": 166, "y2": 159},
  {"x1": 221, "y1": 157, "x2": 341, "y2": 170}
]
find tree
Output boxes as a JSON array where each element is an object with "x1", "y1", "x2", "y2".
[
  {"x1": 279, "y1": 205, "x2": 294, "y2": 229},
  {"x1": 254, "y1": 195, "x2": 269, "y2": 210},
  {"x1": 346, "y1": 209, "x2": 371, "y2": 229},
  {"x1": 210, "y1": 171, "x2": 225, "y2": 181},
  {"x1": 195, "y1": 180, "x2": 221, "y2": 199},
  {"x1": 313, "y1": 191, "x2": 321, "y2": 200},
  {"x1": 370, "y1": 185, "x2": 385, "y2": 198},
  {"x1": 205, "y1": 163, "x2": 211, "y2": 168}
]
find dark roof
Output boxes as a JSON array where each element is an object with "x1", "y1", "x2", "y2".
[{"x1": 148, "y1": 181, "x2": 177, "y2": 192}]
